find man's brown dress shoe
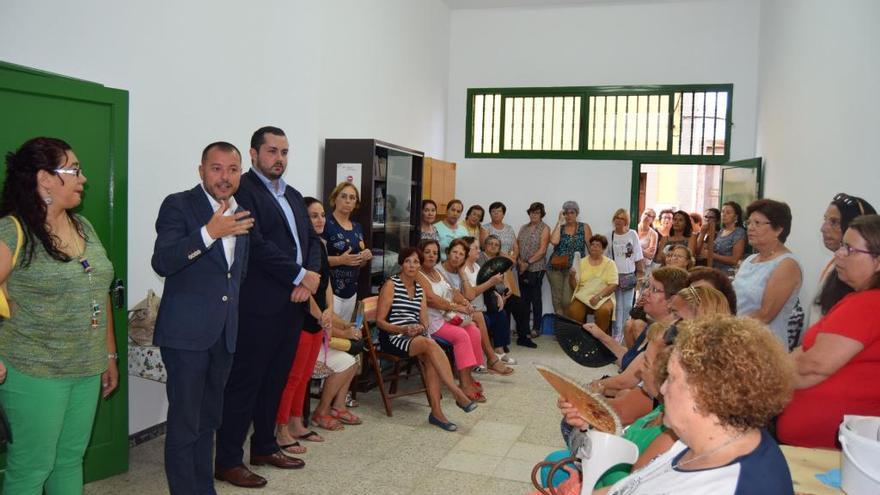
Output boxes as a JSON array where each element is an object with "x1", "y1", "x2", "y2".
[
  {"x1": 214, "y1": 464, "x2": 267, "y2": 488},
  {"x1": 250, "y1": 451, "x2": 305, "y2": 469}
]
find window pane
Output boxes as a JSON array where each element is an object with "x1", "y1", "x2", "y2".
[{"x1": 473, "y1": 94, "x2": 484, "y2": 154}]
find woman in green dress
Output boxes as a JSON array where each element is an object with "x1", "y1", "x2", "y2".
[{"x1": 0, "y1": 137, "x2": 117, "y2": 494}]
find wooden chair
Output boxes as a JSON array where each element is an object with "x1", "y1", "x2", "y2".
[{"x1": 359, "y1": 296, "x2": 429, "y2": 416}]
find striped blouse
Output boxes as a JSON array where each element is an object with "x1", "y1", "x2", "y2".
[{"x1": 387, "y1": 275, "x2": 423, "y2": 327}]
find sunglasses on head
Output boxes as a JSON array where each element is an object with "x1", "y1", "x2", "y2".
[{"x1": 834, "y1": 193, "x2": 865, "y2": 215}]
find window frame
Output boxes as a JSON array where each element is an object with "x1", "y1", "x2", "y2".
[{"x1": 465, "y1": 83, "x2": 734, "y2": 164}]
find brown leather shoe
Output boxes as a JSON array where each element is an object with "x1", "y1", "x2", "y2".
[
  {"x1": 214, "y1": 464, "x2": 267, "y2": 488},
  {"x1": 250, "y1": 451, "x2": 305, "y2": 469}
]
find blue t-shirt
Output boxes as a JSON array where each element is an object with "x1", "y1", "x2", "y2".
[{"x1": 323, "y1": 215, "x2": 366, "y2": 298}]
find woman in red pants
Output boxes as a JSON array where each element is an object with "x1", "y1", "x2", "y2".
[{"x1": 274, "y1": 197, "x2": 340, "y2": 455}]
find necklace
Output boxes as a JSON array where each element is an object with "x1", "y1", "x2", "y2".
[
  {"x1": 673, "y1": 431, "x2": 745, "y2": 469},
  {"x1": 65, "y1": 217, "x2": 100, "y2": 330},
  {"x1": 622, "y1": 431, "x2": 746, "y2": 491}
]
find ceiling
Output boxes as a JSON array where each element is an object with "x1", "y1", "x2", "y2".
[{"x1": 442, "y1": 0, "x2": 704, "y2": 10}]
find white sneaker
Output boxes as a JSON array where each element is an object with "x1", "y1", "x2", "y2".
[
  {"x1": 497, "y1": 353, "x2": 517, "y2": 365},
  {"x1": 473, "y1": 365, "x2": 489, "y2": 374}
]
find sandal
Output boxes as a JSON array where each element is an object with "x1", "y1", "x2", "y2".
[
  {"x1": 488, "y1": 358, "x2": 514, "y2": 376},
  {"x1": 278, "y1": 441, "x2": 307, "y2": 455},
  {"x1": 295, "y1": 430, "x2": 325, "y2": 442},
  {"x1": 467, "y1": 391, "x2": 487, "y2": 403},
  {"x1": 310, "y1": 414, "x2": 344, "y2": 431},
  {"x1": 330, "y1": 408, "x2": 363, "y2": 425}
]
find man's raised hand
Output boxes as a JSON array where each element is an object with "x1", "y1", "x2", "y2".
[{"x1": 206, "y1": 199, "x2": 254, "y2": 239}]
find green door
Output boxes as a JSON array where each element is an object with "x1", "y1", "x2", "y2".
[
  {"x1": 0, "y1": 61, "x2": 129, "y2": 486},
  {"x1": 719, "y1": 157, "x2": 763, "y2": 207}
]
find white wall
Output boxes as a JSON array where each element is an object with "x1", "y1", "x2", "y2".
[
  {"x1": 0, "y1": 0, "x2": 450, "y2": 433},
  {"x1": 446, "y1": 0, "x2": 762, "y2": 234},
  {"x1": 755, "y1": 0, "x2": 880, "y2": 309}
]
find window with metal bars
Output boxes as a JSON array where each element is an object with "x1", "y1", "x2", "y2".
[{"x1": 466, "y1": 85, "x2": 732, "y2": 163}]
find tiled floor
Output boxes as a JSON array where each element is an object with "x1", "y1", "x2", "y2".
[{"x1": 85, "y1": 334, "x2": 613, "y2": 494}]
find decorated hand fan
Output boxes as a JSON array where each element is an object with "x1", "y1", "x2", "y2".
[
  {"x1": 535, "y1": 364, "x2": 622, "y2": 435},
  {"x1": 552, "y1": 314, "x2": 617, "y2": 367}
]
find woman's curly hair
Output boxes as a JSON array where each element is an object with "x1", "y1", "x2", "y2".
[{"x1": 673, "y1": 315, "x2": 793, "y2": 430}]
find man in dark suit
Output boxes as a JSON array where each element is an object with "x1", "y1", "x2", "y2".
[
  {"x1": 214, "y1": 126, "x2": 322, "y2": 488},
  {"x1": 152, "y1": 142, "x2": 254, "y2": 495}
]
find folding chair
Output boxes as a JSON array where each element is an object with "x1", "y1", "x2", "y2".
[{"x1": 359, "y1": 296, "x2": 429, "y2": 416}]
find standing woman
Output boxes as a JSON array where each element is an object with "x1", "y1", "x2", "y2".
[
  {"x1": 419, "y1": 199, "x2": 440, "y2": 241},
  {"x1": 463, "y1": 205, "x2": 486, "y2": 239},
  {"x1": 733, "y1": 199, "x2": 802, "y2": 347},
  {"x1": 275, "y1": 197, "x2": 347, "y2": 450},
  {"x1": 656, "y1": 210, "x2": 696, "y2": 265},
  {"x1": 695, "y1": 203, "x2": 745, "y2": 276},
  {"x1": 607, "y1": 208, "x2": 645, "y2": 342},
  {"x1": 483, "y1": 202, "x2": 519, "y2": 262},
  {"x1": 324, "y1": 182, "x2": 372, "y2": 320},
  {"x1": 812, "y1": 193, "x2": 875, "y2": 325},
  {"x1": 0, "y1": 137, "x2": 118, "y2": 493},
  {"x1": 434, "y1": 199, "x2": 468, "y2": 259},
  {"x1": 517, "y1": 202, "x2": 551, "y2": 335},
  {"x1": 548, "y1": 201, "x2": 592, "y2": 316},
  {"x1": 637, "y1": 209, "x2": 659, "y2": 271}
]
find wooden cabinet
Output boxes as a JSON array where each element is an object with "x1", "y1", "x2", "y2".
[
  {"x1": 422, "y1": 157, "x2": 456, "y2": 215},
  {"x1": 323, "y1": 139, "x2": 424, "y2": 296}
]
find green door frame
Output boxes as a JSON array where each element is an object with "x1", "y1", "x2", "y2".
[
  {"x1": 0, "y1": 60, "x2": 129, "y2": 484},
  {"x1": 628, "y1": 157, "x2": 764, "y2": 229}
]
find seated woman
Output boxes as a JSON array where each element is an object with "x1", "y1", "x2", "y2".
[
  {"x1": 541, "y1": 322, "x2": 678, "y2": 493},
  {"x1": 458, "y1": 236, "x2": 518, "y2": 367},
  {"x1": 583, "y1": 267, "x2": 687, "y2": 377},
  {"x1": 777, "y1": 214, "x2": 880, "y2": 448},
  {"x1": 665, "y1": 244, "x2": 695, "y2": 271},
  {"x1": 375, "y1": 246, "x2": 477, "y2": 432},
  {"x1": 482, "y1": 234, "x2": 536, "y2": 348},
  {"x1": 418, "y1": 239, "x2": 489, "y2": 402},
  {"x1": 811, "y1": 193, "x2": 875, "y2": 325},
  {"x1": 595, "y1": 315, "x2": 795, "y2": 495},
  {"x1": 566, "y1": 234, "x2": 618, "y2": 335},
  {"x1": 733, "y1": 199, "x2": 802, "y2": 348},
  {"x1": 687, "y1": 267, "x2": 737, "y2": 314},
  {"x1": 656, "y1": 210, "x2": 696, "y2": 265}
]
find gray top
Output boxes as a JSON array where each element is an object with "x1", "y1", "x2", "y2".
[{"x1": 733, "y1": 252, "x2": 802, "y2": 345}]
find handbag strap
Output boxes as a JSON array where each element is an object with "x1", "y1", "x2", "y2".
[{"x1": 9, "y1": 216, "x2": 23, "y2": 269}]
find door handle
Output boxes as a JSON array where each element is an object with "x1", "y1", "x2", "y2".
[{"x1": 111, "y1": 279, "x2": 125, "y2": 309}]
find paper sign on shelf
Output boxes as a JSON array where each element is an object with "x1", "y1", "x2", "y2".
[{"x1": 336, "y1": 162, "x2": 362, "y2": 189}]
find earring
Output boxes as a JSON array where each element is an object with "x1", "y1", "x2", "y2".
[{"x1": 42, "y1": 193, "x2": 53, "y2": 205}]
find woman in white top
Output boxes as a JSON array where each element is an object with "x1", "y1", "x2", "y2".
[
  {"x1": 417, "y1": 239, "x2": 487, "y2": 402},
  {"x1": 606, "y1": 208, "x2": 645, "y2": 342},
  {"x1": 637, "y1": 209, "x2": 659, "y2": 267},
  {"x1": 732, "y1": 199, "x2": 802, "y2": 348},
  {"x1": 458, "y1": 236, "x2": 517, "y2": 367}
]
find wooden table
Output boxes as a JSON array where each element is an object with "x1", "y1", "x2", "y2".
[{"x1": 781, "y1": 445, "x2": 843, "y2": 495}]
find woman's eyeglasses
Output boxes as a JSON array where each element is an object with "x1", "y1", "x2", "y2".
[
  {"x1": 837, "y1": 242, "x2": 878, "y2": 257},
  {"x1": 55, "y1": 167, "x2": 82, "y2": 177}
]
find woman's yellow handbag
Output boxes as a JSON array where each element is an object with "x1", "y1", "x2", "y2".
[{"x1": 0, "y1": 216, "x2": 24, "y2": 319}]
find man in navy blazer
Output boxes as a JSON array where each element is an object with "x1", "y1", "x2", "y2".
[
  {"x1": 152, "y1": 142, "x2": 254, "y2": 495},
  {"x1": 214, "y1": 126, "x2": 322, "y2": 488}
]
